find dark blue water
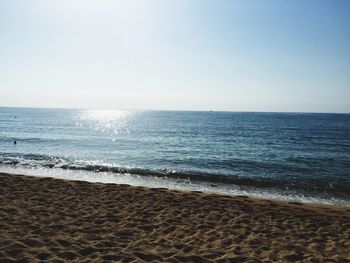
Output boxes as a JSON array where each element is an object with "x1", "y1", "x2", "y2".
[{"x1": 1, "y1": 107, "x2": 350, "y2": 202}]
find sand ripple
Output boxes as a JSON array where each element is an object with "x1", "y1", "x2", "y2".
[{"x1": 0, "y1": 173, "x2": 350, "y2": 262}]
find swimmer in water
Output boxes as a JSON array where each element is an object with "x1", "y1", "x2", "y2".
[{"x1": 14, "y1": 140, "x2": 17, "y2": 145}]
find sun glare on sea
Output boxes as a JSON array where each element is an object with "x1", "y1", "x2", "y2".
[{"x1": 78, "y1": 110, "x2": 133, "y2": 136}]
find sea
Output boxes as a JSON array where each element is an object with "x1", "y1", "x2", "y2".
[{"x1": 1, "y1": 107, "x2": 349, "y2": 206}]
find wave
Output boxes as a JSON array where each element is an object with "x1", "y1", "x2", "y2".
[
  {"x1": 0, "y1": 152, "x2": 349, "y2": 199},
  {"x1": 0, "y1": 137, "x2": 59, "y2": 143}
]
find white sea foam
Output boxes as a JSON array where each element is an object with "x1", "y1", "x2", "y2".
[{"x1": 1, "y1": 165, "x2": 349, "y2": 207}]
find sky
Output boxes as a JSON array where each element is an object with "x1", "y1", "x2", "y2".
[{"x1": 0, "y1": 0, "x2": 349, "y2": 113}]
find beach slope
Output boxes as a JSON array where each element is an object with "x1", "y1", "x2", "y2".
[{"x1": 0, "y1": 172, "x2": 349, "y2": 262}]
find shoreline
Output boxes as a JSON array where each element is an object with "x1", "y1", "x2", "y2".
[
  {"x1": 1, "y1": 172, "x2": 350, "y2": 262},
  {"x1": 1, "y1": 166, "x2": 349, "y2": 207}
]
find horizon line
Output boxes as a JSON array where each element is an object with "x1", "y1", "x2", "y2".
[{"x1": 0, "y1": 105, "x2": 349, "y2": 115}]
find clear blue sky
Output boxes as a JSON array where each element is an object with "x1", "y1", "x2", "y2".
[{"x1": 1, "y1": 0, "x2": 349, "y2": 112}]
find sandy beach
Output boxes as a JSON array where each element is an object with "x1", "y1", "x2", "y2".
[{"x1": 0, "y1": 172, "x2": 349, "y2": 262}]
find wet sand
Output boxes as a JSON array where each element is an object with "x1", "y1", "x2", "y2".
[{"x1": 0, "y1": 172, "x2": 350, "y2": 262}]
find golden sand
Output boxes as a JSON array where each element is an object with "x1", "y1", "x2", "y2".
[{"x1": 0, "y1": 172, "x2": 349, "y2": 262}]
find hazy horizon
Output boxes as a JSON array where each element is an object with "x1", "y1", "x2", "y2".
[
  {"x1": 1, "y1": 105, "x2": 350, "y2": 115},
  {"x1": 1, "y1": 0, "x2": 349, "y2": 113}
]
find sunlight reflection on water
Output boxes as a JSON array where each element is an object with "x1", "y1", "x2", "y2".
[{"x1": 77, "y1": 110, "x2": 133, "y2": 137}]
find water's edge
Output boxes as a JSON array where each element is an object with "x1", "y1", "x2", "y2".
[{"x1": 1, "y1": 164, "x2": 349, "y2": 207}]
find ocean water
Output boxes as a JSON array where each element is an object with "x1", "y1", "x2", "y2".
[{"x1": 1, "y1": 107, "x2": 350, "y2": 205}]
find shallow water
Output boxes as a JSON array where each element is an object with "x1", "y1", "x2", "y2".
[{"x1": 1, "y1": 107, "x2": 350, "y2": 204}]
